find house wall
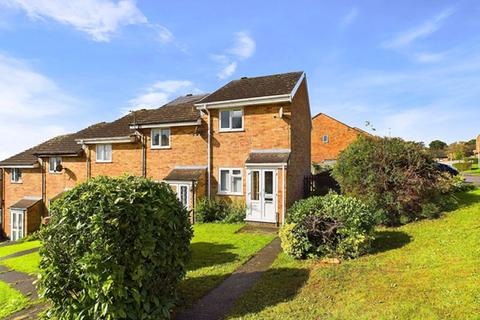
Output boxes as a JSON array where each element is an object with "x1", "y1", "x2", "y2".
[
  {"x1": 2, "y1": 168, "x2": 43, "y2": 238},
  {"x1": 143, "y1": 125, "x2": 208, "y2": 181},
  {"x1": 208, "y1": 103, "x2": 292, "y2": 222},
  {"x1": 286, "y1": 79, "x2": 312, "y2": 210},
  {"x1": 44, "y1": 156, "x2": 87, "y2": 206},
  {"x1": 26, "y1": 200, "x2": 44, "y2": 235},
  {"x1": 311, "y1": 113, "x2": 363, "y2": 163},
  {"x1": 476, "y1": 135, "x2": 480, "y2": 161},
  {"x1": 89, "y1": 143, "x2": 143, "y2": 178}
]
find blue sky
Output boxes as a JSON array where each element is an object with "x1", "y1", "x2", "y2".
[{"x1": 0, "y1": 0, "x2": 479, "y2": 159}]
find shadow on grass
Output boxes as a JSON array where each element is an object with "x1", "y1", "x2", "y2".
[
  {"x1": 370, "y1": 230, "x2": 412, "y2": 254},
  {"x1": 187, "y1": 242, "x2": 238, "y2": 271},
  {"x1": 227, "y1": 267, "x2": 310, "y2": 318},
  {"x1": 455, "y1": 190, "x2": 480, "y2": 208}
]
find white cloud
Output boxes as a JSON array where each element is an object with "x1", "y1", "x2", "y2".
[
  {"x1": 414, "y1": 52, "x2": 445, "y2": 63},
  {"x1": 228, "y1": 32, "x2": 256, "y2": 60},
  {"x1": 382, "y1": 7, "x2": 455, "y2": 48},
  {"x1": 217, "y1": 62, "x2": 237, "y2": 80},
  {"x1": 212, "y1": 31, "x2": 255, "y2": 79},
  {"x1": 0, "y1": 53, "x2": 79, "y2": 160},
  {"x1": 0, "y1": 0, "x2": 173, "y2": 43},
  {"x1": 340, "y1": 7, "x2": 358, "y2": 28},
  {"x1": 126, "y1": 80, "x2": 198, "y2": 112}
]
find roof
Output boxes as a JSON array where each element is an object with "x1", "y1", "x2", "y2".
[
  {"x1": 133, "y1": 94, "x2": 208, "y2": 126},
  {"x1": 198, "y1": 71, "x2": 304, "y2": 104},
  {"x1": 313, "y1": 113, "x2": 370, "y2": 135},
  {"x1": 0, "y1": 122, "x2": 107, "y2": 166},
  {"x1": 164, "y1": 167, "x2": 206, "y2": 181},
  {"x1": 245, "y1": 150, "x2": 291, "y2": 164},
  {"x1": 10, "y1": 198, "x2": 41, "y2": 210}
]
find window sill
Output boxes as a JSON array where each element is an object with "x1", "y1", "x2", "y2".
[
  {"x1": 218, "y1": 129, "x2": 245, "y2": 133},
  {"x1": 151, "y1": 146, "x2": 171, "y2": 150},
  {"x1": 96, "y1": 160, "x2": 112, "y2": 163},
  {"x1": 11, "y1": 181, "x2": 23, "y2": 184},
  {"x1": 48, "y1": 172, "x2": 63, "y2": 174},
  {"x1": 217, "y1": 192, "x2": 244, "y2": 196}
]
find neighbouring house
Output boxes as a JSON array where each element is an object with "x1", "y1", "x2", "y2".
[
  {"x1": 476, "y1": 135, "x2": 480, "y2": 163},
  {"x1": 0, "y1": 71, "x2": 311, "y2": 240},
  {"x1": 311, "y1": 113, "x2": 368, "y2": 166}
]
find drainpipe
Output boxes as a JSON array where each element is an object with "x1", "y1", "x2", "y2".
[
  {"x1": 81, "y1": 142, "x2": 91, "y2": 179},
  {"x1": 136, "y1": 131, "x2": 146, "y2": 178},
  {"x1": 282, "y1": 164, "x2": 286, "y2": 226},
  {"x1": 41, "y1": 159, "x2": 46, "y2": 214},
  {"x1": 203, "y1": 106, "x2": 212, "y2": 199}
]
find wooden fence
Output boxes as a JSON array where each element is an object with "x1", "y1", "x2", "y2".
[{"x1": 304, "y1": 170, "x2": 340, "y2": 198}]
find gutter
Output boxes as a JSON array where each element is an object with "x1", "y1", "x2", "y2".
[{"x1": 75, "y1": 136, "x2": 135, "y2": 145}]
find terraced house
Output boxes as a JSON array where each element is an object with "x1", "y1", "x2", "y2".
[{"x1": 0, "y1": 71, "x2": 311, "y2": 240}]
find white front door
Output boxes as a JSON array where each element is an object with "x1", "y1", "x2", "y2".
[
  {"x1": 11, "y1": 209, "x2": 25, "y2": 241},
  {"x1": 246, "y1": 168, "x2": 278, "y2": 223}
]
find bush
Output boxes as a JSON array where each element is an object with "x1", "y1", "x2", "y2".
[
  {"x1": 333, "y1": 136, "x2": 447, "y2": 226},
  {"x1": 452, "y1": 162, "x2": 472, "y2": 171},
  {"x1": 195, "y1": 197, "x2": 246, "y2": 223},
  {"x1": 38, "y1": 176, "x2": 193, "y2": 320},
  {"x1": 280, "y1": 193, "x2": 379, "y2": 260}
]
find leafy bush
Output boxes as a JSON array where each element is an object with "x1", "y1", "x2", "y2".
[
  {"x1": 452, "y1": 162, "x2": 472, "y2": 171},
  {"x1": 448, "y1": 175, "x2": 476, "y2": 192},
  {"x1": 195, "y1": 197, "x2": 246, "y2": 223},
  {"x1": 333, "y1": 136, "x2": 448, "y2": 226},
  {"x1": 38, "y1": 176, "x2": 193, "y2": 320},
  {"x1": 280, "y1": 193, "x2": 379, "y2": 259}
]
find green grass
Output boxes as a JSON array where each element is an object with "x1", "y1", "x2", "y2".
[
  {"x1": 463, "y1": 163, "x2": 480, "y2": 175},
  {"x1": 0, "y1": 224, "x2": 274, "y2": 310},
  {"x1": 0, "y1": 281, "x2": 30, "y2": 318},
  {"x1": 0, "y1": 252, "x2": 41, "y2": 274},
  {"x1": 228, "y1": 190, "x2": 480, "y2": 320},
  {"x1": 179, "y1": 224, "x2": 275, "y2": 306},
  {"x1": 0, "y1": 240, "x2": 41, "y2": 258}
]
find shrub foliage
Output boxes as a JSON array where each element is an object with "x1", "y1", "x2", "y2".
[
  {"x1": 195, "y1": 197, "x2": 246, "y2": 223},
  {"x1": 333, "y1": 136, "x2": 450, "y2": 225},
  {"x1": 280, "y1": 193, "x2": 378, "y2": 259},
  {"x1": 38, "y1": 176, "x2": 193, "y2": 319}
]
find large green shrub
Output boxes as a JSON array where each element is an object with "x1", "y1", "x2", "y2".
[
  {"x1": 38, "y1": 176, "x2": 193, "y2": 319},
  {"x1": 195, "y1": 197, "x2": 246, "y2": 223},
  {"x1": 280, "y1": 193, "x2": 379, "y2": 259},
  {"x1": 333, "y1": 136, "x2": 448, "y2": 225},
  {"x1": 452, "y1": 162, "x2": 472, "y2": 171}
]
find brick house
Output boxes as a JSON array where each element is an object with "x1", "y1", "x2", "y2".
[
  {"x1": 311, "y1": 113, "x2": 367, "y2": 165},
  {"x1": 0, "y1": 71, "x2": 311, "y2": 240},
  {"x1": 476, "y1": 135, "x2": 480, "y2": 163}
]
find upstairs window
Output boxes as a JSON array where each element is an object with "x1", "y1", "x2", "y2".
[
  {"x1": 11, "y1": 168, "x2": 22, "y2": 183},
  {"x1": 96, "y1": 144, "x2": 112, "y2": 162},
  {"x1": 151, "y1": 128, "x2": 171, "y2": 148},
  {"x1": 219, "y1": 108, "x2": 243, "y2": 132},
  {"x1": 219, "y1": 168, "x2": 243, "y2": 195},
  {"x1": 49, "y1": 157, "x2": 62, "y2": 173},
  {"x1": 323, "y1": 135, "x2": 329, "y2": 143}
]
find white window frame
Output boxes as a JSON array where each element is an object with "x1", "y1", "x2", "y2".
[
  {"x1": 11, "y1": 168, "x2": 22, "y2": 183},
  {"x1": 151, "y1": 128, "x2": 171, "y2": 149},
  {"x1": 96, "y1": 144, "x2": 112, "y2": 163},
  {"x1": 219, "y1": 108, "x2": 244, "y2": 132},
  {"x1": 49, "y1": 157, "x2": 62, "y2": 173},
  {"x1": 218, "y1": 168, "x2": 243, "y2": 195},
  {"x1": 323, "y1": 135, "x2": 329, "y2": 143}
]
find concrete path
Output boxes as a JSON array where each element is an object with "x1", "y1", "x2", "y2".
[
  {"x1": 464, "y1": 174, "x2": 480, "y2": 186},
  {"x1": 175, "y1": 237, "x2": 282, "y2": 320},
  {"x1": 0, "y1": 265, "x2": 38, "y2": 299},
  {"x1": 0, "y1": 247, "x2": 39, "y2": 261}
]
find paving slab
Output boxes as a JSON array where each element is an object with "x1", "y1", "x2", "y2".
[
  {"x1": 175, "y1": 237, "x2": 281, "y2": 320},
  {"x1": 0, "y1": 247, "x2": 39, "y2": 261}
]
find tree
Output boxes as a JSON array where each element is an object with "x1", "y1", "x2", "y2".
[
  {"x1": 429, "y1": 140, "x2": 447, "y2": 150},
  {"x1": 333, "y1": 136, "x2": 446, "y2": 226}
]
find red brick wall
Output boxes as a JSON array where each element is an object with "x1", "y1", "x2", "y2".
[
  {"x1": 2, "y1": 168, "x2": 43, "y2": 237},
  {"x1": 44, "y1": 156, "x2": 87, "y2": 205},
  {"x1": 286, "y1": 79, "x2": 312, "y2": 209},
  {"x1": 89, "y1": 143, "x2": 143, "y2": 177},
  {"x1": 311, "y1": 113, "x2": 363, "y2": 163}
]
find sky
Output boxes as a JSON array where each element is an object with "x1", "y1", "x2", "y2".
[{"x1": 0, "y1": 0, "x2": 479, "y2": 160}]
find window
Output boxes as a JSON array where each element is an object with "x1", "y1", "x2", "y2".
[
  {"x1": 219, "y1": 109, "x2": 243, "y2": 131},
  {"x1": 151, "y1": 128, "x2": 171, "y2": 148},
  {"x1": 11, "y1": 168, "x2": 22, "y2": 183},
  {"x1": 322, "y1": 135, "x2": 329, "y2": 143},
  {"x1": 49, "y1": 157, "x2": 62, "y2": 173},
  {"x1": 219, "y1": 168, "x2": 243, "y2": 195},
  {"x1": 96, "y1": 144, "x2": 112, "y2": 162}
]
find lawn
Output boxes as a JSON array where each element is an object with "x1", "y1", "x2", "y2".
[
  {"x1": 228, "y1": 189, "x2": 480, "y2": 320},
  {"x1": 0, "y1": 223, "x2": 274, "y2": 318},
  {"x1": 463, "y1": 163, "x2": 480, "y2": 175},
  {"x1": 0, "y1": 240, "x2": 41, "y2": 258},
  {"x1": 0, "y1": 281, "x2": 30, "y2": 318}
]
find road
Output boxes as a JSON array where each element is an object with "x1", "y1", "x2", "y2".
[{"x1": 464, "y1": 174, "x2": 480, "y2": 186}]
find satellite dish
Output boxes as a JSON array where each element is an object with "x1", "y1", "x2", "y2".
[
  {"x1": 279, "y1": 107, "x2": 284, "y2": 118},
  {"x1": 56, "y1": 164, "x2": 63, "y2": 172}
]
